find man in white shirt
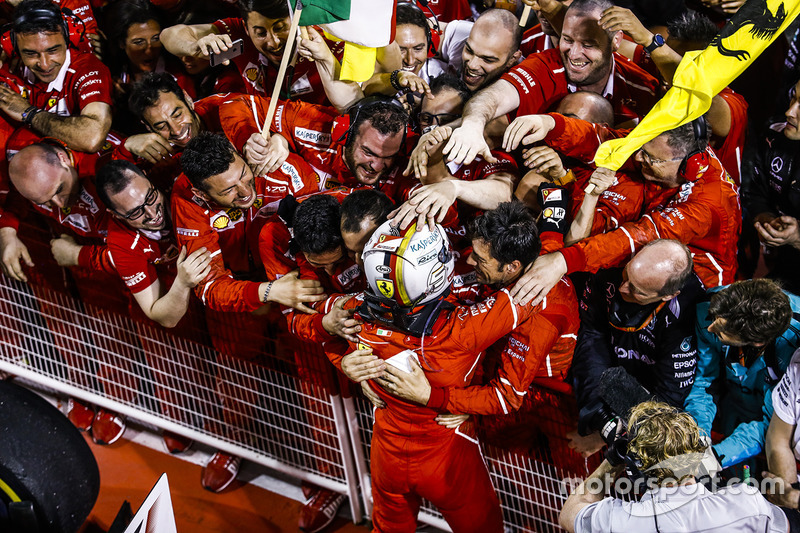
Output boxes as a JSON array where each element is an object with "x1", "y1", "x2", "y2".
[{"x1": 560, "y1": 401, "x2": 790, "y2": 533}]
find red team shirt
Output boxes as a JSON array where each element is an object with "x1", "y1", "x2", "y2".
[
  {"x1": 219, "y1": 94, "x2": 419, "y2": 202},
  {"x1": 170, "y1": 153, "x2": 320, "y2": 312},
  {"x1": 106, "y1": 217, "x2": 179, "y2": 294},
  {"x1": 0, "y1": 49, "x2": 112, "y2": 116},
  {"x1": 1, "y1": 133, "x2": 122, "y2": 273},
  {"x1": 544, "y1": 114, "x2": 742, "y2": 288},
  {"x1": 211, "y1": 18, "x2": 344, "y2": 106},
  {"x1": 501, "y1": 48, "x2": 659, "y2": 126}
]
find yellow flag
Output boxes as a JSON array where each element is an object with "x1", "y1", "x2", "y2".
[
  {"x1": 595, "y1": 0, "x2": 800, "y2": 170},
  {"x1": 340, "y1": 42, "x2": 377, "y2": 82}
]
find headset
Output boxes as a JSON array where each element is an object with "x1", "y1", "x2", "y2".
[
  {"x1": 404, "y1": 1, "x2": 440, "y2": 56},
  {"x1": 331, "y1": 96, "x2": 410, "y2": 149},
  {"x1": 1, "y1": 5, "x2": 86, "y2": 59},
  {"x1": 677, "y1": 116, "x2": 710, "y2": 182}
]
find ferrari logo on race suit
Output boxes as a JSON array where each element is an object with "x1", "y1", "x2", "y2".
[{"x1": 377, "y1": 278, "x2": 394, "y2": 299}]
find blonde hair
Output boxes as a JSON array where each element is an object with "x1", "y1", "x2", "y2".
[{"x1": 627, "y1": 401, "x2": 707, "y2": 484}]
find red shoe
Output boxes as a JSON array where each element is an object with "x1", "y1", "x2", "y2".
[
  {"x1": 66, "y1": 398, "x2": 95, "y2": 431},
  {"x1": 201, "y1": 452, "x2": 241, "y2": 493},
  {"x1": 91, "y1": 409, "x2": 126, "y2": 445},
  {"x1": 301, "y1": 481, "x2": 318, "y2": 501},
  {"x1": 298, "y1": 488, "x2": 346, "y2": 533},
  {"x1": 163, "y1": 431, "x2": 193, "y2": 454}
]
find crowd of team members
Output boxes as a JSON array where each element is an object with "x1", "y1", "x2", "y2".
[{"x1": 4, "y1": 0, "x2": 800, "y2": 531}]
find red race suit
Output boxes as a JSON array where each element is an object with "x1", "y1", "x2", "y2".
[
  {"x1": 170, "y1": 152, "x2": 320, "y2": 312},
  {"x1": 544, "y1": 114, "x2": 742, "y2": 287},
  {"x1": 322, "y1": 288, "x2": 551, "y2": 532}
]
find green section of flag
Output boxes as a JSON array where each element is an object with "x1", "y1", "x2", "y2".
[{"x1": 298, "y1": 0, "x2": 351, "y2": 26}]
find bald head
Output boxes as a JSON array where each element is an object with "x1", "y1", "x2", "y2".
[
  {"x1": 619, "y1": 240, "x2": 693, "y2": 305},
  {"x1": 556, "y1": 91, "x2": 615, "y2": 125},
  {"x1": 9, "y1": 144, "x2": 79, "y2": 209},
  {"x1": 462, "y1": 9, "x2": 523, "y2": 92},
  {"x1": 474, "y1": 8, "x2": 523, "y2": 53}
]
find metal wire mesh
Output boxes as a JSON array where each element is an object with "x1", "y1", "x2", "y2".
[
  {"x1": 0, "y1": 275, "x2": 350, "y2": 489},
  {"x1": 0, "y1": 219, "x2": 599, "y2": 532}
]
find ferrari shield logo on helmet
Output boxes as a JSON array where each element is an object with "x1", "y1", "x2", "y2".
[{"x1": 377, "y1": 278, "x2": 394, "y2": 299}]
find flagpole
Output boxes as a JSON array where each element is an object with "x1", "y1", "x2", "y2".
[
  {"x1": 261, "y1": 0, "x2": 304, "y2": 139},
  {"x1": 519, "y1": 5, "x2": 531, "y2": 26}
]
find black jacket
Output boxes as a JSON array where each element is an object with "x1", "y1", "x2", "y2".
[{"x1": 573, "y1": 268, "x2": 704, "y2": 422}]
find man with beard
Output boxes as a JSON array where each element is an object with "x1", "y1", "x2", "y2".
[
  {"x1": 119, "y1": 73, "x2": 289, "y2": 184},
  {"x1": 369, "y1": 8, "x2": 521, "y2": 95},
  {"x1": 220, "y1": 95, "x2": 418, "y2": 204},
  {"x1": 443, "y1": 0, "x2": 659, "y2": 166},
  {"x1": 160, "y1": 0, "x2": 343, "y2": 106}
]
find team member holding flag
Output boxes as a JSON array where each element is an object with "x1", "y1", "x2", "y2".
[{"x1": 503, "y1": 0, "x2": 800, "y2": 305}]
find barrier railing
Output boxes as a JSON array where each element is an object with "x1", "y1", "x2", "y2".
[{"x1": 0, "y1": 255, "x2": 598, "y2": 532}]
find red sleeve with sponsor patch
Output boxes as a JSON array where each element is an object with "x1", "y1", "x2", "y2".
[
  {"x1": 441, "y1": 278, "x2": 578, "y2": 414},
  {"x1": 559, "y1": 153, "x2": 742, "y2": 287},
  {"x1": 565, "y1": 167, "x2": 646, "y2": 235},
  {"x1": 220, "y1": 94, "x2": 338, "y2": 159},
  {"x1": 67, "y1": 52, "x2": 112, "y2": 110},
  {"x1": 500, "y1": 49, "x2": 570, "y2": 118},
  {"x1": 106, "y1": 217, "x2": 159, "y2": 294}
]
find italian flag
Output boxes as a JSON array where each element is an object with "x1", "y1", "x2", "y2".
[{"x1": 296, "y1": 0, "x2": 396, "y2": 81}]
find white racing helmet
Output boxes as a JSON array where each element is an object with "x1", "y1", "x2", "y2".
[{"x1": 362, "y1": 220, "x2": 454, "y2": 308}]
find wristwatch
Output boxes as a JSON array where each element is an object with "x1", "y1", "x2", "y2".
[{"x1": 644, "y1": 33, "x2": 665, "y2": 54}]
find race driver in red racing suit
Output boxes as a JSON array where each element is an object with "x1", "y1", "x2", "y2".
[{"x1": 318, "y1": 220, "x2": 554, "y2": 532}]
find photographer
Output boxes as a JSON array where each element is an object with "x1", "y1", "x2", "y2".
[{"x1": 560, "y1": 401, "x2": 789, "y2": 532}]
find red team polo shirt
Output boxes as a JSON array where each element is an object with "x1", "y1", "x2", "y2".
[
  {"x1": 107, "y1": 218, "x2": 179, "y2": 294},
  {"x1": 501, "y1": 48, "x2": 659, "y2": 126},
  {"x1": 0, "y1": 49, "x2": 112, "y2": 116}
]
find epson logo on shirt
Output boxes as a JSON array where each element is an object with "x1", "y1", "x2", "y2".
[
  {"x1": 294, "y1": 127, "x2": 331, "y2": 146},
  {"x1": 280, "y1": 161, "x2": 305, "y2": 192},
  {"x1": 176, "y1": 227, "x2": 200, "y2": 237},
  {"x1": 123, "y1": 271, "x2": 147, "y2": 287}
]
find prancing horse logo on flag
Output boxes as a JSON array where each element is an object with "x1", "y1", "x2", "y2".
[{"x1": 711, "y1": 0, "x2": 786, "y2": 60}]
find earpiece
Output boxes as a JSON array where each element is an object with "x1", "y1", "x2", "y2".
[
  {"x1": 1, "y1": 6, "x2": 86, "y2": 59},
  {"x1": 677, "y1": 117, "x2": 709, "y2": 182}
]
